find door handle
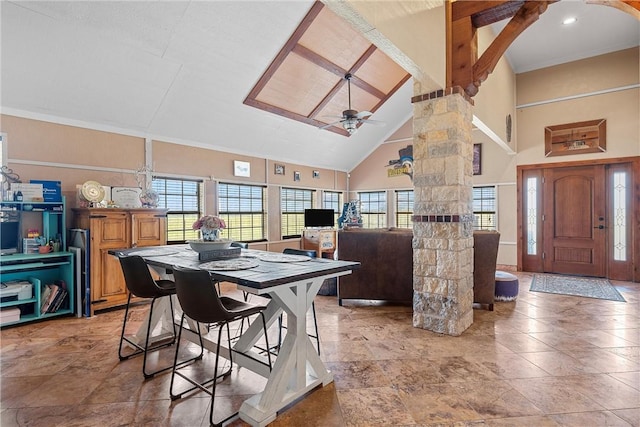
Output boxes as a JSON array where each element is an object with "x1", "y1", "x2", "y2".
[{"x1": 593, "y1": 225, "x2": 605, "y2": 229}]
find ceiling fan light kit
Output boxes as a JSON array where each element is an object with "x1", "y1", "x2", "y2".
[{"x1": 319, "y1": 73, "x2": 385, "y2": 135}]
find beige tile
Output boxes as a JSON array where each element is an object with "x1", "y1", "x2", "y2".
[
  {"x1": 453, "y1": 380, "x2": 543, "y2": 419},
  {"x1": 377, "y1": 358, "x2": 446, "y2": 392},
  {"x1": 466, "y1": 352, "x2": 550, "y2": 379},
  {"x1": 493, "y1": 333, "x2": 556, "y2": 353},
  {"x1": 508, "y1": 377, "x2": 603, "y2": 413},
  {"x1": 485, "y1": 415, "x2": 561, "y2": 426},
  {"x1": 612, "y1": 408, "x2": 640, "y2": 426},
  {"x1": 337, "y1": 386, "x2": 416, "y2": 426},
  {"x1": 326, "y1": 360, "x2": 391, "y2": 389},
  {"x1": 519, "y1": 351, "x2": 601, "y2": 376},
  {"x1": 396, "y1": 383, "x2": 483, "y2": 424},
  {"x1": 562, "y1": 373, "x2": 640, "y2": 410},
  {"x1": 549, "y1": 411, "x2": 633, "y2": 426},
  {"x1": 565, "y1": 349, "x2": 639, "y2": 373},
  {"x1": 609, "y1": 371, "x2": 640, "y2": 390}
]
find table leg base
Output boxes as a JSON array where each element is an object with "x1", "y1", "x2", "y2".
[{"x1": 238, "y1": 372, "x2": 333, "y2": 427}]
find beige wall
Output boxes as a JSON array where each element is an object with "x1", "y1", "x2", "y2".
[
  {"x1": 348, "y1": 48, "x2": 640, "y2": 267},
  {"x1": 473, "y1": 27, "x2": 517, "y2": 152},
  {"x1": 516, "y1": 48, "x2": 640, "y2": 165},
  {"x1": 2, "y1": 115, "x2": 348, "y2": 245}
]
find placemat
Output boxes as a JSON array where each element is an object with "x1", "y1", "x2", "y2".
[
  {"x1": 255, "y1": 253, "x2": 311, "y2": 263},
  {"x1": 200, "y1": 258, "x2": 259, "y2": 271},
  {"x1": 129, "y1": 249, "x2": 179, "y2": 257}
]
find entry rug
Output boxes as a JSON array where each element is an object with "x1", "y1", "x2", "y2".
[{"x1": 530, "y1": 274, "x2": 625, "y2": 302}]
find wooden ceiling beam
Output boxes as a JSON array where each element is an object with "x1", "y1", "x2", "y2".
[
  {"x1": 447, "y1": 0, "x2": 555, "y2": 98},
  {"x1": 471, "y1": 1, "x2": 553, "y2": 95},
  {"x1": 587, "y1": 0, "x2": 640, "y2": 19}
]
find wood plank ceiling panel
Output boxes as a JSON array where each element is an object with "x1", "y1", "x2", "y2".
[
  {"x1": 244, "y1": 1, "x2": 410, "y2": 137},
  {"x1": 255, "y1": 54, "x2": 340, "y2": 116}
]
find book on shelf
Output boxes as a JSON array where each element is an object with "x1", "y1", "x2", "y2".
[
  {"x1": 40, "y1": 280, "x2": 68, "y2": 314},
  {"x1": 48, "y1": 287, "x2": 68, "y2": 313}
]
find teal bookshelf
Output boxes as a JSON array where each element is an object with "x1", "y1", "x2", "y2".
[{"x1": 1, "y1": 197, "x2": 74, "y2": 326}]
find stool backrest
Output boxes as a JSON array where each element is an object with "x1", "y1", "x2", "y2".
[
  {"x1": 118, "y1": 255, "x2": 163, "y2": 298},
  {"x1": 172, "y1": 266, "x2": 232, "y2": 324},
  {"x1": 283, "y1": 248, "x2": 317, "y2": 258}
]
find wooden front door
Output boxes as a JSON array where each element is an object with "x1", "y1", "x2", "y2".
[{"x1": 542, "y1": 165, "x2": 606, "y2": 276}]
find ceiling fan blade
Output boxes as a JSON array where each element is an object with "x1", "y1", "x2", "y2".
[
  {"x1": 319, "y1": 121, "x2": 343, "y2": 130},
  {"x1": 355, "y1": 111, "x2": 373, "y2": 119},
  {"x1": 360, "y1": 119, "x2": 386, "y2": 126}
]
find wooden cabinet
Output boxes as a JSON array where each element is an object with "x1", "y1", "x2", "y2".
[
  {"x1": 302, "y1": 229, "x2": 336, "y2": 259},
  {"x1": 72, "y1": 208, "x2": 167, "y2": 314}
]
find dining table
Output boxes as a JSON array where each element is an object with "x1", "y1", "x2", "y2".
[{"x1": 113, "y1": 244, "x2": 359, "y2": 427}]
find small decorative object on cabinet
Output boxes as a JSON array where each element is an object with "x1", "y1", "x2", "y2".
[
  {"x1": 302, "y1": 228, "x2": 336, "y2": 259},
  {"x1": 0, "y1": 197, "x2": 75, "y2": 326},
  {"x1": 72, "y1": 207, "x2": 167, "y2": 315}
]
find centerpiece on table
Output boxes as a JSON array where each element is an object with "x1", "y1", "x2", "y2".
[
  {"x1": 189, "y1": 215, "x2": 232, "y2": 252},
  {"x1": 193, "y1": 215, "x2": 226, "y2": 241}
]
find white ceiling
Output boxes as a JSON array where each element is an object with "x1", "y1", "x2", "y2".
[{"x1": 1, "y1": 1, "x2": 638, "y2": 171}]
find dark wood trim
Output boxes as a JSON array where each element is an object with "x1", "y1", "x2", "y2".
[
  {"x1": 634, "y1": 157, "x2": 640, "y2": 282},
  {"x1": 243, "y1": 98, "x2": 349, "y2": 136},
  {"x1": 518, "y1": 156, "x2": 640, "y2": 170},
  {"x1": 291, "y1": 43, "x2": 346, "y2": 78},
  {"x1": 447, "y1": 0, "x2": 554, "y2": 97},
  {"x1": 243, "y1": 1, "x2": 323, "y2": 102}
]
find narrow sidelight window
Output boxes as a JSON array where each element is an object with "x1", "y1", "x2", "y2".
[
  {"x1": 526, "y1": 177, "x2": 538, "y2": 255},
  {"x1": 612, "y1": 171, "x2": 627, "y2": 261}
]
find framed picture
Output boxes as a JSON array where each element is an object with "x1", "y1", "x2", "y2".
[
  {"x1": 274, "y1": 163, "x2": 285, "y2": 175},
  {"x1": 544, "y1": 119, "x2": 606, "y2": 157},
  {"x1": 293, "y1": 171, "x2": 300, "y2": 182},
  {"x1": 234, "y1": 160, "x2": 250, "y2": 177},
  {"x1": 473, "y1": 144, "x2": 481, "y2": 175},
  {"x1": 312, "y1": 170, "x2": 320, "y2": 179}
]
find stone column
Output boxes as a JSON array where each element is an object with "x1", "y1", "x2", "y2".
[{"x1": 411, "y1": 86, "x2": 474, "y2": 336}]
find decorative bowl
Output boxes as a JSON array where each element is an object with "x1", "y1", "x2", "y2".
[{"x1": 188, "y1": 239, "x2": 232, "y2": 252}]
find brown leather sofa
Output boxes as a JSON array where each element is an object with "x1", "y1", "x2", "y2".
[
  {"x1": 337, "y1": 228, "x2": 413, "y2": 305},
  {"x1": 473, "y1": 230, "x2": 501, "y2": 311},
  {"x1": 337, "y1": 227, "x2": 500, "y2": 309}
]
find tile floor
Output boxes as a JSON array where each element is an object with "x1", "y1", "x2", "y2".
[{"x1": 1, "y1": 272, "x2": 639, "y2": 426}]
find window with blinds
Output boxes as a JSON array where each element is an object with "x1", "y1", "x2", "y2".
[
  {"x1": 395, "y1": 190, "x2": 413, "y2": 228},
  {"x1": 358, "y1": 191, "x2": 386, "y2": 228},
  {"x1": 281, "y1": 187, "x2": 314, "y2": 238},
  {"x1": 218, "y1": 183, "x2": 266, "y2": 242},
  {"x1": 473, "y1": 186, "x2": 497, "y2": 230},
  {"x1": 322, "y1": 191, "x2": 342, "y2": 227},
  {"x1": 152, "y1": 177, "x2": 202, "y2": 243}
]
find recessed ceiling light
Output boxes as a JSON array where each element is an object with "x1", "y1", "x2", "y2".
[{"x1": 562, "y1": 17, "x2": 577, "y2": 25}]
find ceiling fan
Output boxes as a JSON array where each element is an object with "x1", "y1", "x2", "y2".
[{"x1": 319, "y1": 73, "x2": 385, "y2": 135}]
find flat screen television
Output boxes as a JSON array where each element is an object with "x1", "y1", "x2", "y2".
[
  {"x1": 304, "y1": 209, "x2": 334, "y2": 228},
  {"x1": 0, "y1": 220, "x2": 20, "y2": 255}
]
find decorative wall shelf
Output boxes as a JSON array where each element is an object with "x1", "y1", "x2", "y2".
[{"x1": 545, "y1": 119, "x2": 606, "y2": 157}]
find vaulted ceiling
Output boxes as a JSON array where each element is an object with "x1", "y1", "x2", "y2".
[{"x1": 1, "y1": 1, "x2": 638, "y2": 171}]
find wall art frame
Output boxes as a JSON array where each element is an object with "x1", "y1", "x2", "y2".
[
  {"x1": 234, "y1": 160, "x2": 251, "y2": 177},
  {"x1": 473, "y1": 143, "x2": 481, "y2": 175},
  {"x1": 544, "y1": 119, "x2": 606, "y2": 157}
]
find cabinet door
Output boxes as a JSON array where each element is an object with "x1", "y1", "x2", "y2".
[
  {"x1": 131, "y1": 212, "x2": 166, "y2": 247},
  {"x1": 90, "y1": 213, "x2": 130, "y2": 309}
]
